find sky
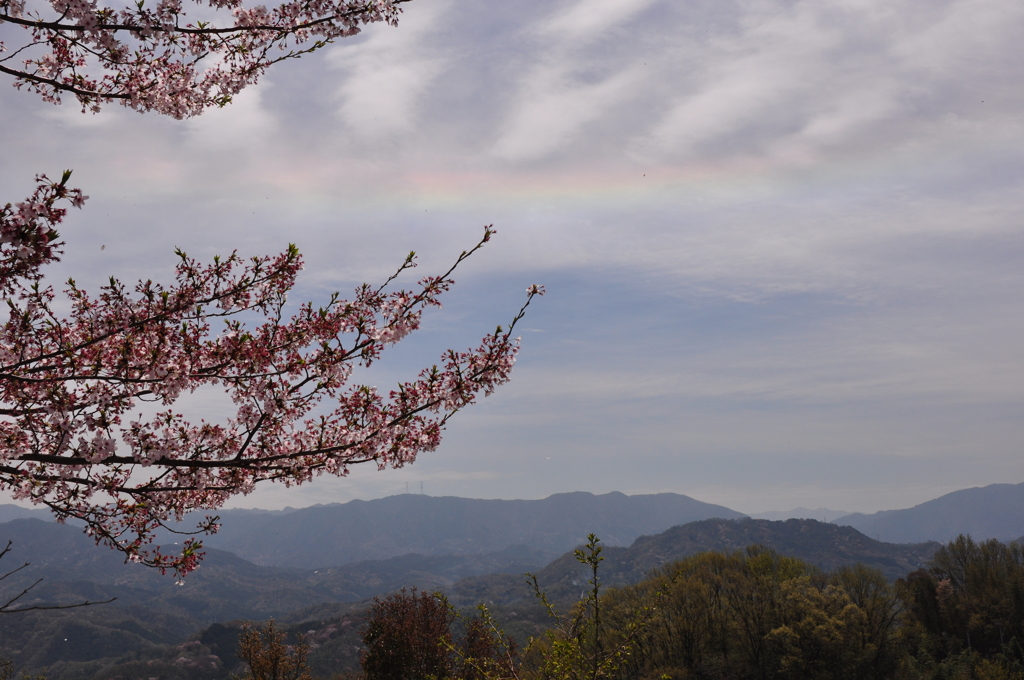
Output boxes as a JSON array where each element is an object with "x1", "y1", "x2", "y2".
[{"x1": 1, "y1": 0, "x2": 1023, "y2": 515}]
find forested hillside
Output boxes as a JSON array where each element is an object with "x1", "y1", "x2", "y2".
[
  {"x1": 448, "y1": 518, "x2": 937, "y2": 608},
  {"x1": 7, "y1": 484, "x2": 1024, "y2": 679},
  {"x1": 0, "y1": 516, "x2": 942, "y2": 678}
]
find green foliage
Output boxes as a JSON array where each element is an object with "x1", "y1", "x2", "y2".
[
  {"x1": 894, "y1": 535, "x2": 1024, "y2": 680},
  {"x1": 601, "y1": 546, "x2": 903, "y2": 680},
  {"x1": 352, "y1": 537, "x2": 917, "y2": 680},
  {"x1": 522, "y1": 534, "x2": 674, "y2": 680}
]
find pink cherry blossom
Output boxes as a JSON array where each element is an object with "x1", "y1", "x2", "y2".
[
  {"x1": 0, "y1": 174, "x2": 543, "y2": 578},
  {"x1": 1, "y1": 0, "x2": 405, "y2": 117}
]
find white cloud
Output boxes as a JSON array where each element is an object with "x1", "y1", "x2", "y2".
[
  {"x1": 641, "y1": 4, "x2": 852, "y2": 157},
  {"x1": 490, "y1": 64, "x2": 645, "y2": 162},
  {"x1": 633, "y1": 0, "x2": 1024, "y2": 165},
  {"x1": 184, "y1": 83, "x2": 277, "y2": 149},
  {"x1": 329, "y1": 1, "x2": 449, "y2": 139},
  {"x1": 488, "y1": 0, "x2": 664, "y2": 162},
  {"x1": 890, "y1": 0, "x2": 1024, "y2": 77},
  {"x1": 535, "y1": 0, "x2": 661, "y2": 45}
]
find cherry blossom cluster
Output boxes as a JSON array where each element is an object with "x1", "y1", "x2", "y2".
[
  {"x1": 0, "y1": 0, "x2": 405, "y2": 116},
  {"x1": 0, "y1": 170, "x2": 86, "y2": 291},
  {"x1": 0, "y1": 175, "x2": 542, "y2": 577}
]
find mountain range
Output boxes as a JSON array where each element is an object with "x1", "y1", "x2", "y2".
[
  {"x1": 833, "y1": 482, "x2": 1024, "y2": 543},
  {"x1": 156, "y1": 490, "x2": 746, "y2": 568},
  {"x1": 2, "y1": 481, "x2": 1023, "y2": 678},
  {"x1": 7, "y1": 481, "x2": 1024, "y2": 563}
]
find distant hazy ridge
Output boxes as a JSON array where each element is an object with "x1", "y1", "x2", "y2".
[
  {"x1": 834, "y1": 482, "x2": 1024, "y2": 543},
  {"x1": 8, "y1": 481, "x2": 1024, "y2": 562},
  {"x1": 168, "y1": 491, "x2": 746, "y2": 568}
]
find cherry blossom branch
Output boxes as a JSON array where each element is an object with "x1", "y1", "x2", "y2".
[
  {"x1": 1, "y1": 174, "x2": 543, "y2": 579},
  {"x1": 1, "y1": 0, "x2": 410, "y2": 35},
  {"x1": 0, "y1": 0, "x2": 412, "y2": 116}
]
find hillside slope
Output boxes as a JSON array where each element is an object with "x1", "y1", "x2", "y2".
[
  {"x1": 0, "y1": 518, "x2": 549, "y2": 676},
  {"x1": 451, "y1": 518, "x2": 940, "y2": 607},
  {"x1": 834, "y1": 482, "x2": 1024, "y2": 543},
  {"x1": 1, "y1": 515, "x2": 941, "y2": 679}
]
